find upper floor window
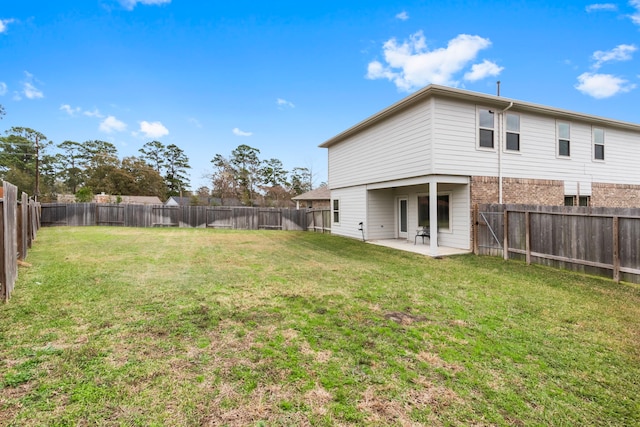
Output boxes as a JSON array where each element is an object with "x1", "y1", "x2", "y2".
[
  {"x1": 557, "y1": 121, "x2": 570, "y2": 157},
  {"x1": 478, "y1": 108, "x2": 495, "y2": 148},
  {"x1": 506, "y1": 113, "x2": 520, "y2": 151},
  {"x1": 593, "y1": 127, "x2": 605, "y2": 160}
]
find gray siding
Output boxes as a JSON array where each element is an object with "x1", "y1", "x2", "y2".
[
  {"x1": 331, "y1": 186, "x2": 367, "y2": 240},
  {"x1": 366, "y1": 189, "x2": 396, "y2": 240},
  {"x1": 428, "y1": 97, "x2": 640, "y2": 187},
  {"x1": 328, "y1": 101, "x2": 431, "y2": 189},
  {"x1": 431, "y1": 97, "x2": 497, "y2": 177}
]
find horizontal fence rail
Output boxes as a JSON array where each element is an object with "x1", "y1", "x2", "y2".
[
  {"x1": 475, "y1": 204, "x2": 640, "y2": 284},
  {"x1": 41, "y1": 203, "x2": 331, "y2": 232}
]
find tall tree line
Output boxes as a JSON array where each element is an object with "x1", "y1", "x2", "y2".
[
  {"x1": 0, "y1": 127, "x2": 191, "y2": 202},
  {"x1": 209, "y1": 144, "x2": 317, "y2": 207},
  {"x1": 0, "y1": 117, "x2": 320, "y2": 206}
]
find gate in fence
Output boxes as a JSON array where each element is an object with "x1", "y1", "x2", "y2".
[{"x1": 475, "y1": 204, "x2": 640, "y2": 284}]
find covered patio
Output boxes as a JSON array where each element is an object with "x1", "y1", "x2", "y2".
[
  {"x1": 364, "y1": 175, "x2": 471, "y2": 255},
  {"x1": 366, "y1": 238, "x2": 471, "y2": 257}
]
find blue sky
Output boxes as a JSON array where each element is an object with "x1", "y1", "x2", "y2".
[{"x1": 1, "y1": 1, "x2": 640, "y2": 191}]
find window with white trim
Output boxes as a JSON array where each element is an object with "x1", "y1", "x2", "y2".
[
  {"x1": 332, "y1": 199, "x2": 340, "y2": 224},
  {"x1": 593, "y1": 127, "x2": 605, "y2": 160},
  {"x1": 417, "y1": 194, "x2": 451, "y2": 231},
  {"x1": 506, "y1": 113, "x2": 520, "y2": 151},
  {"x1": 557, "y1": 121, "x2": 570, "y2": 157},
  {"x1": 478, "y1": 108, "x2": 495, "y2": 148}
]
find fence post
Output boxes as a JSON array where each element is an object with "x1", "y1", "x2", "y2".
[
  {"x1": 525, "y1": 211, "x2": 531, "y2": 265},
  {"x1": 613, "y1": 216, "x2": 620, "y2": 283},
  {"x1": 503, "y1": 207, "x2": 509, "y2": 260},
  {"x1": 473, "y1": 204, "x2": 478, "y2": 255}
]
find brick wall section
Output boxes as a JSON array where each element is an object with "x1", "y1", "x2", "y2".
[
  {"x1": 470, "y1": 176, "x2": 564, "y2": 205},
  {"x1": 470, "y1": 176, "x2": 499, "y2": 205},
  {"x1": 592, "y1": 183, "x2": 640, "y2": 208},
  {"x1": 502, "y1": 178, "x2": 564, "y2": 205}
]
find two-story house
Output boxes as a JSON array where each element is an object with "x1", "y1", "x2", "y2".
[{"x1": 319, "y1": 85, "x2": 640, "y2": 255}]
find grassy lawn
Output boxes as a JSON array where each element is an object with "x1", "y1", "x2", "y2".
[{"x1": 1, "y1": 227, "x2": 639, "y2": 426}]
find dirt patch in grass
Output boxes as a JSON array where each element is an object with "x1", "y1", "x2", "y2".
[
  {"x1": 384, "y1": 311, "x2": 428, "y2": 325},
  {"x1": 417, "y1": 351, "x2": 465, "y2": 374},
  {"x1": 357, "y1": 380, "x2": 458, "y2": 426}
]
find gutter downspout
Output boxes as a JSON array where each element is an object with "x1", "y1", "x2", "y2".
[{"x1": 498, "y1": 102, "x2": 514, "y2": 204}]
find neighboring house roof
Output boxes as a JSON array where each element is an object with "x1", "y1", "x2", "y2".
[
  {"x1": 118, "y1": 196, "x2": 163, "y2": 205},
  {"x1": 291, "y1": 187, "x2": 331, "y2": 201},
  {"x1": 319, "y1": 84, "x2": 640, "y2": 148},
  {"x1": 56, "y1": 194, "x2": 163, "y2": 204},
  {"x1": 165, "y1": 196, "x2": 191, "y2": 206},
  {"x1": 165, "y1": 196, "x2": 244, "y2": 206}
]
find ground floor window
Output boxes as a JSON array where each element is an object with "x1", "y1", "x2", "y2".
[
  {"x1": 417, "y1": 194, "x2": 450, "y2": 230},
  {"x1": 332, "y1": 199, "x2": 340, "y2": 223},
  {"x1": 564, "y1": 195, "x2": 590, "y2": 207}
]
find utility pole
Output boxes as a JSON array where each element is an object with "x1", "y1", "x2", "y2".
[{"x1": 34, "y1": 134, "x2": 40, "y2": 201}]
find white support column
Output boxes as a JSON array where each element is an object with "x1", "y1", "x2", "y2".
[{"x1": 429, "y1": 181, "x2": 438, "y2": 256}]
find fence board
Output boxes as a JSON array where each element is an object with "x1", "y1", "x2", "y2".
[
  {"x1": 40, "y1": 203, "x2": 327, "y2": 233},
  {"x1": 477, "y1": 204, "x2": 640, "y2": 283},
  {"x1": 1, "y1": 182, "x2": 18, "y2": 302},
  {"x1": 259, "y1": 209, "x2": 282, "y2": 230},
  {"x1": 207, "y1": 208, "x2": 233, "y2": 228},
  {"x1": 97, "y1": 205, "x2": 124, "y2": 226}
]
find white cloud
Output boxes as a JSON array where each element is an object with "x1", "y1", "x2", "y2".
[
  {"x1": 188, "y1": 117, "x2": 202, "y2": 128},
  {"x1": 119, "y1": 0, "x2": 171, "y2": 10},
  {"x1": 138, "y1": 120, "x2": 169, "y2": 138},
  {"x1": 0, "y1": 82, "x2": 7, "y2": 96},
  {"x1": 464, "y1": 60, "x2": 504, "y2": 82},
  {"x1": 19, "y1": 71, "x2": 44, "y2": 99},
  {"x1": 61, "y1": 104, "x2": 105, "y2": 118},
  {"x1": 23, "y1": 82, "x2": 43, "y2": 99},
  {"x1": 0, "y1": 18, "x2": 15, "y2": 34},
  {"x1": 366, "y1": 31, "x2": 496, "y2": 91},
  {"x1": 575, "y1": 72, "x2": 636, "y2": 98},
  {"x1": 84, "y1": 109, "x2": 104, "y2": 118},
  {"x1": 60, "y1": 104, "x2": 81, "y2": 116},
  {"x1": 396, "y1": 11, "x2": 409, "y2": 21},
  {"x1": 630, "y1": 0, "x2": 640, "y2": 25},
  {"x1": 585, "y1": 3, "x2": 618, "y2": 12},
  {"x1": 592, "y1": 44, "x2": 637, "y2": 69},
  {"x1": 99, "y1": 115, "x2": 127, "y2": 133},
  {"x1": 232, "y1": 127, "x2": 253, "y2": 137},
  {"x1": 276, "y1": 98, "x2": 295, "y2": 109}
]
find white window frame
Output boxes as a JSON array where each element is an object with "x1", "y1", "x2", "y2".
[
  {"x1": 505, "y1": 113, "x2": 521, "y2": 152},
  {"x1": 593, "y1": 127, "x2": 605, "y2": 161},
  {"x1": 557, "y1": 121, "x2": 571, "y2": 158},
  {"x1": 477, "y1": 107, "x2": 496, "y2": 150},
  {"x1": 416, "y1": 192, "x2": 453, "y2": 233},
  {"x1": 332, "y1": 198, "x2": 340, "y2": 225}
]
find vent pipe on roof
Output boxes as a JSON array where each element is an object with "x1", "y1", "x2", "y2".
[{"x1": 497, "y1": 81, "x2": 501, "y2": 97}]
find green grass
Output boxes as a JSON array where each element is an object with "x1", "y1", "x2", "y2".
[{"x1": 1, "y1": 227, "x2": 639, "y2": 426}]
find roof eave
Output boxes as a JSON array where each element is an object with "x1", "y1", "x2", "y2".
[{"x1": 318, "y1": 84, "x2": 640, "y2": 148}]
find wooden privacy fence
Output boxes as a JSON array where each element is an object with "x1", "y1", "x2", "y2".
[
  {"x1": 306, "y1": 208, "x2": 332, "y2": 233},
  {"x1": 41, "y1": 203, "x2": 330, "y2": 232},
  {"x1": 475, "y1": 204, "x2": 640, "y2": 284},
  {"x1": 1, "y1": 181, "x2": 41, "y2": 302}
]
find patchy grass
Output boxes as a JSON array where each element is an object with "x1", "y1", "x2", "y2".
[{"x1": 1, "y1": 226, "x2": 639, "y2": 426}]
